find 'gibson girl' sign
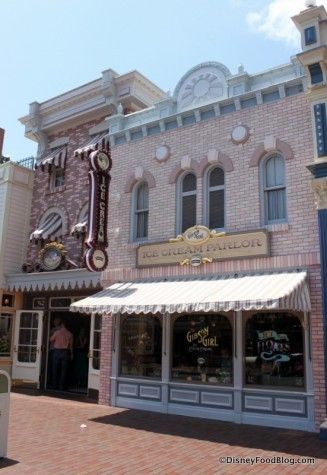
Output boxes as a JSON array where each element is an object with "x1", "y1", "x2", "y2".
[{"x1": 85, "y1": 150, "x2": 112, "y2": 272}]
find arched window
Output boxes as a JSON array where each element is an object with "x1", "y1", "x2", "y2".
[
  {"x1": 180, "y1": 173, "x2": 197, "y2": 233},
  {"x1": 207, "y1": 167, "x2": 225, "y2": 229},
  {"x1": 133, "y1": 182, "x2": 149, "y2": 241},
  {"x1": 262, "y1": 154, "x2": 286, "y2": 224}
]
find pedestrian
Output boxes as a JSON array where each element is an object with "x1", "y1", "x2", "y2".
[{"x1": 50, "y1": 320, "x2": 73, "y2": 391}]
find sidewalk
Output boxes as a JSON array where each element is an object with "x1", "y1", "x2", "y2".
[{"x1": 0, "y1": 393, "x2": 326, "y2": 474}]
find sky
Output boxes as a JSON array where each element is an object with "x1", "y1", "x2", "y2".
[{"x1": 1, "y1": 0, "x2": 325, "y2": 160}]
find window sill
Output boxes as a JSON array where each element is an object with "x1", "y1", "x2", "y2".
[
  {"x1": 265, "y1": 222, "x2": 289, "y2": 233},
  {"x1": 46, "y1": 185, "x2": 66, "y2": 195}
]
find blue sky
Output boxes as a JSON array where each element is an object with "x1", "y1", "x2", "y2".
[{"x1": 0, "y1": 0, "x2": 316, "y2": 159}]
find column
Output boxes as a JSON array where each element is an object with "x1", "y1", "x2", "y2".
[{"x1": 98, "y1": 313, "x2": 114, "y2": 406}]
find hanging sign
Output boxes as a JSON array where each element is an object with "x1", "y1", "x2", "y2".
[{"x1": 84, "y1": 150, "x2": 112, "y2": 272}]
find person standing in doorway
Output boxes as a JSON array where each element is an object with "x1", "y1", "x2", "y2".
[
  {"x1": 50, "y1": 320, "x2": 73, "y2": 391},
  {"x1": 48, "y1": 317, "x2": 61, "y2": 387}
]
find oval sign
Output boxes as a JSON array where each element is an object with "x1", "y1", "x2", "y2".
[{"x1": 182, "y1": 225, "x2": 211, "y2": 245}]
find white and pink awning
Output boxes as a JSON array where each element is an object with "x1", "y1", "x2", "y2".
[
  {"x1": 35, "y1": 146, "x2": 67, "y2": 171},
  {"x1": 74, "y1": 132, "x2": 110, "y2": 160},
  {"x1": 70, "y1": 271, "x2": 311, "y2": 315}
]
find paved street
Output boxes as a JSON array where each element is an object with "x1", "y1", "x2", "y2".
[{"x1": 0, "y1": 393, "x2": 326, "y2": 474}]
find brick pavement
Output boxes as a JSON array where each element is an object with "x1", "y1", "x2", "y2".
[{"x1": 0, "y1": 393, "x2": 326, "y2": 474}]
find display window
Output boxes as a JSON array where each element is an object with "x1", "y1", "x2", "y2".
[
  {"x1": 244, "y1": 313, "x2": 304, "y2": 389},
  {"x1": 0, "y1": 313, "x2": 13, "y2": 357},
  {"x1": 172, "y1": 314, "x2": 233, "y2": 385},
  {"x1": 120, "y1": 315, "x2": 162, "y2": 378}
]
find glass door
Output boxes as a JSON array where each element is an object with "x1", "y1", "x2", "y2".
[
  {"x1": 12, "y1": 311, "x2": 43, "y2": 388},
  {"x1": 88, "y1": 314, "x2": 101, "y2": 391}
]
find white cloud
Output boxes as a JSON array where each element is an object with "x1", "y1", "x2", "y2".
[{"x1": 246, "y1": 0, "x2": 327, "y2": 46}]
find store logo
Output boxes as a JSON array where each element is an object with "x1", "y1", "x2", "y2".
[
  {"x1": 85, "y1": 150, "x2": 112, "y2": 272},
  {"x1": 186, "y1": 326, "x2": 218, "y2": 347},
  {"x1": 257, "y1": 330, "x2": 290, "y2": 362}
]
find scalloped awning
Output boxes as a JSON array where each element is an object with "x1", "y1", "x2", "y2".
[
  {"x1": 5, "y1": 269, "x2": 101, "y2": 292},
  {"x1": 35, "y1": 145, "x2": 67, "y2": 171},
  {"x1": 70, "y1": 271, "x2": 310, "y2": 315},
  {"x1": 74, "y1": 132, "x2": 109, "y2": 160},
  {"x1": 30, "y1": 212, "x2": 64, "y2": 242}
]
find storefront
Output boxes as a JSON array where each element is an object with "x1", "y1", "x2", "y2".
[
  {"x1": 5, "y1": 269, "x2": 102, "y2": 398},
  {"x1": 71, "y1": 270, "x2": 315, "y2": 431}
]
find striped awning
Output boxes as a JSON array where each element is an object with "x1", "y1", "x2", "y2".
[
  {"x1": 74, "y1": 132, "x2": 109, "y2": 159},
  {"x1": 70, "y1": 271, "x2": 311, "y2": 315},
  {"x1": 30, "y1": 212, "x2": 64, "y2": 242},
  {"x1": 35, "y1": 146, "x2": 67, "y2": 171},
  {"x1": 71, "y1": 206, "x2": 89, "y2": 235}
]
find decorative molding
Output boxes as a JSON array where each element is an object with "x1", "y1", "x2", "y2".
[
  {"x1": 311, "y1": 177, "x2": 327, "y2": 209},
  {"x1": 124, "y1": 169, "x2": 156, "y2": 193},
  {"x1": 168, "y1": 159, "x2": 200, "y2": 184},
  {"x1": 249, "y1": 138, "x2": 294, "y2": 167},
  {"x1": 197, "y1": 150, "x2": 234, "y2": 176},
  {"x1": 49, "y1": 136, "x2": 69, "y2": 149}
]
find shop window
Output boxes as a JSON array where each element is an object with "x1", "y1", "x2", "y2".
[
  {"x1": 133, "y1": 182, "x2": 149, "y2": 241},
  {"x1": 50, "y1": 167, "x2": 65, "y2": 190},
  {"x1": 120, "y1": 315, "x2": 162, "y2": 378},
  {"x1": 0, "y1": 313, "x2": 13, "y2": 357},
  {"x1": 262, "y1": 153, "x2": 286, "y2": 224},
  {"x1": 179, "y1": 172, "x2": 197, "y2": 233},
  {"x1": 244, "y1": 313, "x2": 304, "y2": 389},
  {"x1": 172, "y1": 314, "x2": 233, "y2": 385},
  {"x1": 92, "y1": 314, "x2": 101, "y2": 371},
  {"x1": 206, "y1": 167, "x2": 225, "y2": 229}
]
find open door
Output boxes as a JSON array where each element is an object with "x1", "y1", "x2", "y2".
[
  {"x1": 88, "y1": 314, "x2": 101, "y2": 392},
  {"x1": 12, "y1": 311, "x2": 43, "y2": 388}
]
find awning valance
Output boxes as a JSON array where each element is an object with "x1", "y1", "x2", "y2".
[
  {"x1": 74, "y1": 132, "x2": 109, "y2": 159},
  {"x1": 30, "y1": 212, "x2": 64, "y2": 242},
  {"x1": 70, "y1": 271, "x2": 311, "y2": 315},
  {"x1": 35, "y1": 146, "x2": 67, "y2": 171},
  {"x1": 5, "y1": 269, "x2": 101, "y2": 292}
]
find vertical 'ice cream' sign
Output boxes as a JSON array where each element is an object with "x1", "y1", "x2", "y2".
[{"x1": 85, "y1": 150, "x2": 112, "y2": 272}]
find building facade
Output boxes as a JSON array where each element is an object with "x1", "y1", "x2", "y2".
[
  {"x1": 3, "y1": 2, "x2": 327, "y2": 435},
  {"x1": 70, "y1": 4, "x2": 327, "y2": 433}
]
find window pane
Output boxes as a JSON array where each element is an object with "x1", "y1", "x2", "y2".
[
  {"x1": 18, "y1": 345, "x2": 37, "y2": 363},
  {"x1": 136, "y1": 210, "x2": 148, "y2": 238},
  {"x1": 137, "y1": 184, "x2": 149, "y2": 210},
  {"x1": 265, "y1": 156, "x2": 285, "y2": 188},
  {"x1": 209, "y1": 189, "x2": 224, "y2": 229},
  {"x1": 182, "y1": 173, "x2": 196, "y2": 193},
  {"x1": 182, "y1": 195, "x2": 196, "y2": 232},
  {"x1": 172, "y1": 314, "x2": 233, "y2": 385},
  {"x1": 0, "y1": 313, "x2": 12, "y2": 356},
  {"x1": 245, "y1": 313, "x2": 304, "y2": 389},
  {"x1": 54, "y1": 168, "x2": 65, "y2": 188},
  {"x1": 209, "y1": 168, "x2": 224, "y2": 187},
  {"x1": 266, "y1": 189, "x2": 286, "y2": 221},
  {"x1": 120, "y1": 315, "x2": 162, "y2": 378}
]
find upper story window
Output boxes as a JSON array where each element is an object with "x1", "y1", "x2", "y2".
[
  {"x1": 50, "y1": 167, "x2": 65, "y2": 190},
  {"x1": 180, "y1": 173, "x2": 197, "y2": 233},
  {"x1": 309, "y1": 63, "x2": 323, "y2": 85},
  {"x1": 304, "y1": 26, "x2": 317, "y2": 46},
  {"x1": 133, "y1": 182, "x2": 149, "y2": 241},
  {"x1": 206, "y1": 167, "x2": 225, "y2": 230},
  {"x1": 262, "y1": 154, "x2": 286, "y2": 224}
]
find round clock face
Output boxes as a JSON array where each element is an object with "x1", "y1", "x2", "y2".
[
  {"x1": 97, "y1": 152, "x2": 110, "y2": 171},
  {"x1": 42, "y1": 247, "x2": 62, "y2": 271}
]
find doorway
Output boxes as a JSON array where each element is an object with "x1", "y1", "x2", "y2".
[{"x1": 46, "y1": 311, "x2": 91, "y2": 394}]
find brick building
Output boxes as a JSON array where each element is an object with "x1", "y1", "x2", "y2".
[{"x1": 4, "y1": 3, "x2": 327, "y2": 436}]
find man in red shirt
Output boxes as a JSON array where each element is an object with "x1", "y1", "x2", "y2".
[{"x1": 50, "y1": 321, "x2": 73, "y2": 390}]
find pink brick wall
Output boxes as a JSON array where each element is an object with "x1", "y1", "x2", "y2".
[{"x1": 99, "y1": 314, "x2": 113, "y2": 405}]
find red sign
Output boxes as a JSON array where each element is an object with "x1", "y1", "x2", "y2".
[{"x1": 84, "y1": 150, "x2": 112, "y2": 272}]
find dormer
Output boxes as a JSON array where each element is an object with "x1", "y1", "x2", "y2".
[{"x1": 292, "y1": 3, "x2": 327, "y2": 87}]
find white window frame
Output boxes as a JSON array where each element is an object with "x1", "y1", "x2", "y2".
[
  {"x1": 176, "y1": 172, "x2": 197, "y2": 234},
  {"x1": 204, "y1": 166, "x2": 225, "y2": 231},
  {"x1": 260, "y1": 153, "x2": 287, "y2": 225}
]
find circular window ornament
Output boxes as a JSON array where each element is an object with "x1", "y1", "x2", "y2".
[
  {"x1": 231, "y1": 125, "x2": 250, "y2": 144},
  {"x1": 39, "y1": 242, "x2": 66, "y2": 271},
  {"x1": 155, "y1": 145, "x2": 170, "y2": 163}
]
